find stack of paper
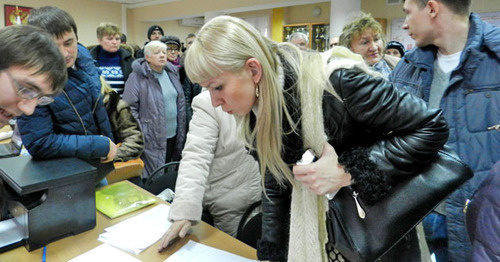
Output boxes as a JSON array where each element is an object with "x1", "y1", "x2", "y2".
[
  {"x1": 69, "y1": 244, "x2": 141, "y2": 262},
  {"x1": 165, "y1": 240, "x2": 258, "y2": 262},
  {"x1": 98, "y1": 204, "x2": 172, "y2": 255}
]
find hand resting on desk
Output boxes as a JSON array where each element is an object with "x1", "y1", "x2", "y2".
[{"x1": 158, "y1": 219, "x2": 192, "y2": 252}]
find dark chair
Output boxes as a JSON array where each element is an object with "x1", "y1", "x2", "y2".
[
  {"x1": 143, "y1": 161, "x2": 180, "y2": 195},
  {"x1": 236, "y1": 200, "x2": 262, "y2": 249}
]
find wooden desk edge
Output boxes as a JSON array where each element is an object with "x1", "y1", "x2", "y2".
[{"x1": 0, "y1": 181, "x2": 257, "y2": 261}]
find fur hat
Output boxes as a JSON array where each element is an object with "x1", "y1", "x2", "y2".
[
  {"x1": 160, "y1": 35, "x2": 181, "y2": 48},
  {"x1": 386, "y1": 41, "x2": 405, "y2": 57},
  {"x1": 147, "y1": 25, "x2": 164, "y2": 40}
]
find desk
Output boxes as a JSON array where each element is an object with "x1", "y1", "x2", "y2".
[{"x1": 0, "y1": 182, "x2": 257, "y2": 261}]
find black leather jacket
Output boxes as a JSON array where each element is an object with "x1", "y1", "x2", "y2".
[{"x1": 257, "y1": 67, "x2": 449, "y2": 261}]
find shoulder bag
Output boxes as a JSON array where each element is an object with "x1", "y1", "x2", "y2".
[{"x1": 327, "y1": 148, "x2": 473, "y2": 262}]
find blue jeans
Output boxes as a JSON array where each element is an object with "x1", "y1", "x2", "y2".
[{"x1": 423, "y1": 212, "x2": 448, "y2": 261}]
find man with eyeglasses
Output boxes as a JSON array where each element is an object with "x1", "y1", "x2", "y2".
[
  {"x1": 0, "y1": 25, "x2": 66, "y2": 129},
  {"x1": 16, "y1": 6, "x2": 117, "y2": 185},
  {"x1": 0, "y1": 25, "x2": 67, "y2": 218}
]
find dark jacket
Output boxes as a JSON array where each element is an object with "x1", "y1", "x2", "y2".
[
  {"x1": 123, "y1": 58, "x2": 187, "y2": 178},
  {"x1": 390, "y1": 13, "x2": 500, "y2": 260},
  {"x1": 466, "y1": 160, "x2": 500, "y2": 262},
  {"x1": 90, "y1": 45, "x2": 134, "y2": 84},
  {"x1": 257, "y1": 67, "x2": 448, "y2": 261},
  {"x1": 102, "y1": 91, "x2": 144, "y2": 162},
  {"x1": 179, "y1": 66, "x2": 202, "y2": 126},
  {"x1": 17, "y1": 44, "x2": 114, "y2": 160}
]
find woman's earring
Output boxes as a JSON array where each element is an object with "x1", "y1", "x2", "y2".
[{"x1": 255, "y1": 84, "x2": 259, "y2": 98}]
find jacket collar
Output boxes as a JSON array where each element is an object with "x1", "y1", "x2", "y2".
[{"x1": 402, "y1": 13, "x2": 496, "y2": 69}]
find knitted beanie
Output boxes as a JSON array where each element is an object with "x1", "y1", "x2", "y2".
[
  {"x1": 386, "y1": 41, "x2": 405, "y2": 57},
  {"x1": 147, "y1": 25, "x2": 164, "y2": 40}
]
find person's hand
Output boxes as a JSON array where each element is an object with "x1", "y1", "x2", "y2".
[
  {"x1": 293, "y1": 143, "x2": 352, "y2": 195},
  {"x1": 101, "y1": 139, "x2": 117, "y2": 163},
  {"x1": 158, "y1": 220, "x2": 192, "y2": 252}
]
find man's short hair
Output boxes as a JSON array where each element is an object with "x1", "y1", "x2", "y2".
[
  {"x1": 410, "y1": 0, "x2": 471, "y2": 16},
  {"x1": 96, "y1": 22, "x2": 121, "y2": 40},
  {"x1": 0, "y1": 25, "x2": 67, "y2": 93},
  {"x1": 289, "y1": 32, "x2": 309, "y2": 44},
  {"x1": 186, "y1": 33, "x2": 196, "y2": 40},
  {"x1": 28, "y1": 6, "x2": 78, "y2": 39}
]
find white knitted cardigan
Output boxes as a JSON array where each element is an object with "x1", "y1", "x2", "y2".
[{"x1": 285, "y1": 47, "x2": 369, "y2": 262}]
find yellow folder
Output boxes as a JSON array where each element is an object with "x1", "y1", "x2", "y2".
[{"x1": 96, "y1": 181, "x2": 156, "y2": 219}]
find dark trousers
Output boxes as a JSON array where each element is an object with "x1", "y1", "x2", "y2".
[{"x1": 166, "y1": 136, "x2": 176, "y2": 163}]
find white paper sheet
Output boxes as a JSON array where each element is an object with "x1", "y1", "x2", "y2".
[
  {"x1": 164, "y1": 240, "x2": 257, "y2": 262},
  {"x1": 0, "y1": 218, "x2": 25, "y2": 247},
  {"x1": 98, "y1": 204, "x2": 172, "y2": 255},
  {"x1": 69, "y1": 244, "x2": 141, "y2": 262}
]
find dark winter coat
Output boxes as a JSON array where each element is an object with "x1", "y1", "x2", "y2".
[
  {"x1": 257, "y1": 65, "x2": 448, "y2": 261},
  {"x1": 18, "y1": 44, "x2": 114, "y2": 160}
]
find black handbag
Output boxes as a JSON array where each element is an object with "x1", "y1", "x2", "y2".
[{"x1": 327, "y1": 148, "x2": 473, "y2": 262}]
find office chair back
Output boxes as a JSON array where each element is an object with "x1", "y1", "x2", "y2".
[
  {"x1": 236, "y1": 200, "x2": 262, "y2": 249},
  {"x1": 143, "y1": 161, "x2": 180, "y2": 195}
]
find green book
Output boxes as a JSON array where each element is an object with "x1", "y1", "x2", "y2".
[{"x1": 96, "y1": 181, "x2": 156, "y2": 219}]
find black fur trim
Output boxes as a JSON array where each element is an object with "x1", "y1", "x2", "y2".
[
  {"x1": 257, "y1": 240, "x2": 287, "y2": 261},
  {"x1": 338, "y1": 147, "x2": 391, "y2": 205}
]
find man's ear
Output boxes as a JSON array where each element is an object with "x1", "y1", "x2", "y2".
[
  {"x1": 246, "y1": 58, "x2": 262, "y2": 84},
  {"x1": 427, "y1": 0, "x2": 440, "y2": 19}
]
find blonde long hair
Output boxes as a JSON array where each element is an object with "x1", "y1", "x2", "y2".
[{"x1": 185, "y1": 16, "x2": 336, "y2": 186}]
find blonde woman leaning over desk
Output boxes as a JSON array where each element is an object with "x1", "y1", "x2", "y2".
[{"x1": 158, "y1": 90, "x2": 261, "y2": 251}]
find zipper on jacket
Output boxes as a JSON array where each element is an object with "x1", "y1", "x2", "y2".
[
  {"x1": 63, "y1": 90, "x2": 88, "y2": 135},
  {"x1": 352, "y1": 190, "x2": 366, "y2": 219}
]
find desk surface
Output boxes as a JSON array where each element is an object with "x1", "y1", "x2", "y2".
[{"x1": 0, "y1": 182, "x2": 257, "y2": 261}]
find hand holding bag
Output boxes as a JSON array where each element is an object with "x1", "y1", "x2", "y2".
[{"x1": 327, "y1": 148, "x2": 473, "y2": 262}]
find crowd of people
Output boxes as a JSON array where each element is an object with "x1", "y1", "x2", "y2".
[{"x1": 0, "y1": 0, "x2": 498, "y2": 261}]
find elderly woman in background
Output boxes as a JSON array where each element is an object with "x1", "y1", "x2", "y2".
[
  {"x1": 161, "y1": 35, "x2": 182, "y2": 68},
  {"x1": 123, "y1": 41, "x2": 187, "y2": 180},
  {"x1": 339, "y1": 12, "x2": 400, "y2": 78},
  {"x1": 289, "y1": 32, "x2": 309, "y2": 50},
  {"x1": 90, "y1": 22, "x2": 134, "y2": 96}
]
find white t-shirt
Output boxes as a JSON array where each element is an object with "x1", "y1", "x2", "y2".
[{"x1": 436, "y1": 51, "x2": 462, "y2": 73}]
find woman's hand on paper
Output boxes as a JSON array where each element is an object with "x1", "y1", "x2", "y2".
[
  {"x1": 158, "y1": 220, "x2": 192, "y2": 252},
  {"x1": 293, "y1": 143, "x2": 351, "y2": 195}
]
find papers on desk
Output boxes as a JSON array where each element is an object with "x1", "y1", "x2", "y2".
[
  {"x1": 165, "y1": 240, "x2": 258, "y2": 262},
  {"x1": 0, "y1": 130, "x2": 13, "y2": 140},
  {"x1": 98, "y1": 204, "x2": 172, "y2": 255},
  {"x1": 0, "y1": 218, "x2": 25, "y2": 248},
  {"x1": 69, "y1": 244, "x2": 141, "y2": 262}
]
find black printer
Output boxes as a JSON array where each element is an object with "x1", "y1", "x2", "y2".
[{"x1": 0, "y1": 156, "x2": 96, "y2": 251}]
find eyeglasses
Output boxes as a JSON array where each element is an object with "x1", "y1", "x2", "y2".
[
  {"x1": 167, "y1": 48, "x2": 179, "y2": 52},
  {"x1": 3, "y1": 70, "x2": 54, "y2": 106}
]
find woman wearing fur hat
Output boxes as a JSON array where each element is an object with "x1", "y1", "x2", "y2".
[{"x1": 180, "y1": 16, "x2": 448, "y2": 261}]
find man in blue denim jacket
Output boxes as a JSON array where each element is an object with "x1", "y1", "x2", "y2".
[{"x1": 390, "y1": 0, "x2": 500, "y2": 261}]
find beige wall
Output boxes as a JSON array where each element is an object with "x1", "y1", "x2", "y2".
[
  {"x1": 1, "y1": 0, "x2": 498, "y2": 48},
  {"x1": 0, "y1": 0, "x2": 122, "y2": 46}
]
